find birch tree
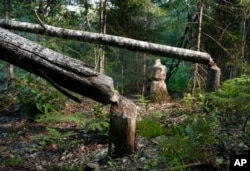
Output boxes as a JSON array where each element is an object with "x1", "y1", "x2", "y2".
[{"x1": 0, "y1": 19, "x2": 221, "y2": 91}]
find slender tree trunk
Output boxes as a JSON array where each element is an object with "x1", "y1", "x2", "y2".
[
  {"x1": 141, "y1": 53, "x2": 147, "y2": 96},
  {"x1": 99, "y1": 0, "x2": 107, "y2": 74},
  {"x1": 4, "y1": 0, "x2": 14, "y2": 81},
  {"x1": 191, "y1": 1, "x2": 204, "y2": 96},
  {"x1": 120, "y1": 49, "x2": 124, "y2": 95}
]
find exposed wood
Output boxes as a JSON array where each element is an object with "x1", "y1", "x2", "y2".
[
  {"x1": 150, "y1": 59, "x2": 170, "y2": 103},
  {"x1": 109, "y1": 96, "x2": 137, "y2": 157},
  {"x1": 0, "y1": 19, "x2": 221, "y2": 90}
]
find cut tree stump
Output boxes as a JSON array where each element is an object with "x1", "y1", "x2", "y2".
[
  {"x1": 150, "y1": 59, "x2": 171, "y2": 103},
  {"x1": 109, "y1": 95, "x2": 137, "y2": 157}
]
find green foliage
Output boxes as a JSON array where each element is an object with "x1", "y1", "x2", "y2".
[
  {"x1": 31, "y1": 127, "x2": 79, "y2": 152},
  {"x1": 91, "y1": 103, "x2": 103, "y2": 116},
  {"x1": 182, "y1": 93, "x2": 204, "y2": 110},
  {"x1": 161, "y1": 114, "x2": 219, "y2": 168},
  {"x1": 137, "y1": 118, "x2": 166, "y2": 139},
  {"x1": 209, "y1": 74, "x2": 250, "y2": 104},
  {"x1": 1, "y1": 153, "x2": 27, "y2": 167},
  {"x1": 133, "y1": 95, "x2": 151, "y2": 104},
  {"x1": 84, "y1": 103, "x2": 110, "y2": 140},
  {"x1": 166, "y1": 62, "x2": 190, "y2": 93},
  {"x1": 85, "y1": 112, "x2": 110, "y2": 140},
  {"x1": 206, "y1": 75, "x2": 250, "y2": 130},
  {"x1": 35, "y1": 111, "x2": 87, "y2": 126},
  {"x1": 13, "y1": 74, "x2": 66, "y2": 116}
]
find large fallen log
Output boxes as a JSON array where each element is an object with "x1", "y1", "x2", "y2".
[
  {"x1": 0, "y1": 19, "x2": 220, "y2": 90},
  {"x1": 0, "y1": 27, "x2": 114, "y2": 104},
  {"x1": 0, "y1": 27, "x2": 137, "y2": 157}
]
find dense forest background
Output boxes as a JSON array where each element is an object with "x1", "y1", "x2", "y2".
[
  {"x1": 1, "y1": 0, "x2": 250, "y2": 170},
  {"x1": 1, "y1": 0, "x2": 250, "y2": 95}
]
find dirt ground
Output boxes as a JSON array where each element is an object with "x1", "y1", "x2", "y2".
[{"x1": 0, "y1": 99, "x2": 182, "y2": 171}]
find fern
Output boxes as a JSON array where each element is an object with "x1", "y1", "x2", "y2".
[
  {"x1": 161, "y1": 114, "x2": 218, "y2": 167},
  {"x1": 206, "y1": 74, "x2": 250, "y2": 130}
]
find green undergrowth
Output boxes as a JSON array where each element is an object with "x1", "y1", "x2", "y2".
[
  {"x1": 1, "y1": 153, "x2": 29, "y2": 168},
  {"x1": 30, "y1": 127, "x2": 80, "y2": 152},
  {"x1": 0, "y1": 74, "x2": 67, "y2": 119},
  {"x1": 161, "y1": 114, "x2": 220, "y2": 169},
  {"x1": 137, "y1": 113, "x2": 221, "y2": 170},
  {"x1": 35, "y1": 111, "x2": 87, "y2": 126},
  {"x1": 84, "y1": 104, "x2": 110, "y2": 141},
  {"x1": 14, "y1": 75, "x2": 67, "y2": 117},
  {"x1": 206, "y1": 74, "x2": 250, "y2": 132},
  {"x1": 137, "y1": 118, "x2": 166, "y2": 138}
]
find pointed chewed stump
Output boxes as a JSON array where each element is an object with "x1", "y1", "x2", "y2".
[
  {"x1": 109, "y1": 95, "x2": 137, "y2": 158},
  {"x1": 150, "y1": 59, "x2": 171, "y2": 103}
]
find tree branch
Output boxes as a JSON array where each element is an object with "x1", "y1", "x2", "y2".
[{"x1": 34, "y1": 9, "x2": 46, "y2": 30}]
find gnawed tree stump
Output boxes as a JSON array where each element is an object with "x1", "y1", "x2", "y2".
[
  {"x1": 150, "y1": 59, "x2": 171, "y2": 103},
  {"x1": 109, "y1": 95, "x2": 137, "y2": 157}
]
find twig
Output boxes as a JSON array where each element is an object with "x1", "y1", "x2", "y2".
[
  {"x1": 202, "y1": 32, "x2": 230, "y2": 56},
  {"x1": 242, "y1": 113, "x2": 250, "y2": 133},
  {"x1": 34, "y1": 9, "x2": 46, "y2": 30}
]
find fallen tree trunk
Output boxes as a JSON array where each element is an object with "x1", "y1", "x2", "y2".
[
  {"x1": 0, "y1": 27, "x2": 115, "y2": 104},
  {"x1": 0, "y1": 19, "x2": 220, "y2": 90},
  {"x1": 0, "y1": 27, "x2": 137, "y2": 157}
]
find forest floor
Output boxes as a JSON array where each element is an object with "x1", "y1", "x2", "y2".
[
  {"x1": 0, "y1": 96, "x2": 239, "y2": 171},
  {"x1": 0, "y1": 97, "x2": 188, "y2": 171}
]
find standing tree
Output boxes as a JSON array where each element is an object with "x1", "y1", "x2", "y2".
[
  {"x1": 3, "y1": 0, "x2": 14, "y2": 81},
  {"x1": 98, "y1": 0, "x2": 107, "y2": 74},
  {"x1": 190, "y1": 0, "x2": 205, "y2": 96}
]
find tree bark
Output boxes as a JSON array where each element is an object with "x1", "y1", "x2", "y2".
[
  {"x1": 0, "y1": 19, "x2": 213, "y2": 64},
  {"x1": 98, "y1": 0, "x2": 107, "y2": 74},
  {"x1": 0, "y1": 19, "x2": 221, "y2": 90},
  {"x1": 0, "y1": 27, "x2": 115, "y2": 104},
  {"x1": 109, "y1": 96, "x2": 137, "y2": 157}
]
